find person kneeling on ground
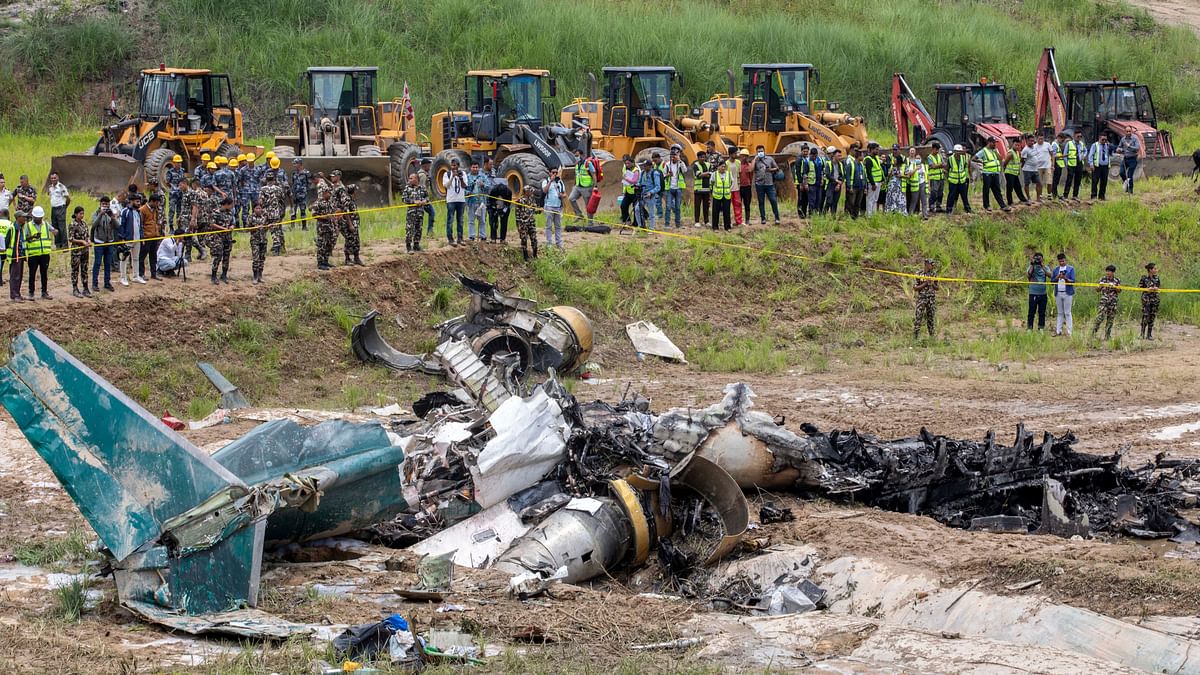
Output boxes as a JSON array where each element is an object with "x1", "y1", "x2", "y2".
[{"x1": 156, "y1": 236, "x2": 186, "y2": 277}]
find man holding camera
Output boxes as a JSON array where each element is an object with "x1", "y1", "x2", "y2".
[{"x1": 1026, "y1": 252, "x2": 1050, "y2": 330}]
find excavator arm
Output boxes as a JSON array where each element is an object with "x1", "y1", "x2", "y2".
[
  {"x1": 1034, "y1": 47, "x2": 1067, "y2": 134},
  {"x1": 891, "y1": 73, "x2": 934, "y2": 147},
  {"x1": 653, "y1": 117, "x2": 720, "y2": 163}
]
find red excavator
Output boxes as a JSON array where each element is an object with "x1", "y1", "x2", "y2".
[
  {"x1": 891, "y1": 73, "x2": 1021, "y2": 159},
  {"x1": 1033, "y1": 47, "x2": 1187, "y2": 177}
]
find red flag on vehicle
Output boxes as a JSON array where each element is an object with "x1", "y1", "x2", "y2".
[{"x1": 401, "y1": 81, "x2": 414, "y2": 122}]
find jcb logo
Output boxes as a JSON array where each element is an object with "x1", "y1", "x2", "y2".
[{"x1": 136, "y1": 133, "x2": 155, "y2": 150}]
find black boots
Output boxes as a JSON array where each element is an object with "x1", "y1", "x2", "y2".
[
  {"x1": 353, "y1": 255, "x2": 364, "y2": 266},
  {"x1": 211, "y1": 272, "x2": 218, "y2": 285}
]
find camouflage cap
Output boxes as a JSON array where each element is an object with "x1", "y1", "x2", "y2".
[{"x1": 330, "y1": 170, "x2": 342, "y2": 177}]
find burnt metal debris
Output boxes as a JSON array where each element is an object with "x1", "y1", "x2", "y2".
[{"x1": 3, "y1": 319, "x2": 1199, "y2": 632}]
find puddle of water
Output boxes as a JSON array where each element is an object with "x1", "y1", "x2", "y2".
[{"x1": 1150, "y1": 421, "x2": 1200, "y2": 441}]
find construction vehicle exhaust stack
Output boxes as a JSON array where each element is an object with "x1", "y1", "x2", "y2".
[
  {"x1": 1033, "y1": 47, "x2": 1188, "y2": 179},
  {"x1": 891, "y1": 72, "x2": 1021, "y2": 159},
  {"x1": 51, "y1": 66, "x2": 263, "y2": 195},
  {"x1": 272, "y1": 67, "x2": 426, "y2": 206},
  {"x1": 429, "y1": 69, "x2": 588, "y2": 198}
]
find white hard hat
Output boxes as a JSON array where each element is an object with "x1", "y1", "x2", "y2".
[
  {"x1": 953, "y1": 144, "x2": 965, "y2": 152},
  {"x1": 825, "y1": 146, "x2": 836, "y2": 154},
  {"x1": 31, "y1": 206, "x2": 44, "y2": 218}
]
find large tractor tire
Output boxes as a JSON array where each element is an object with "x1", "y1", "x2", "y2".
[
  {"x1": 430, "y1": 149, "x2": 472, "y2": 199},
  {"x1": 498, "y1": 153, "x2": 549, "y2": 199},
  {"x1": 216, "y1": 142, "x2": 240, "y2": 159},
  {"x1": 357, "y1": 145, "x2": 383, "y2": 156},
  {"x1": 927, "y1": 131, "x2": 956, "y2": 155},
  {"x1": 634, "y1": 148, "x2": 663, "y2": 167},
  {"x1": 388, "y1": 142, "x2": 422, "y2": 194},
  {"x1": 271, "y1": 145, "x2": 296, "y2": 159},
  {"x1": 143, "y1": 146, "x2": 178, "y2": 187}
]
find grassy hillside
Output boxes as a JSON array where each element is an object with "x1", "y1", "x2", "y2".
[{"x1": 1, "y1": 0, "x2": 1198, "y2": 136}]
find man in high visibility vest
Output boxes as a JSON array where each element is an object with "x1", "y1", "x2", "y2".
[
  {"x1": 945, "y1": 144, "x2": 972, "y2": 215},
  {"x1": 8, "y1": 211, "x2": 27, "y2": 302},
  {"x1": 844, "y1": 147, "x2": 866, "y2": 219},
  {"x1": 0, "y1": 207, "x2": 11, "y2": 290},
  {"x1": 1050, "y1": 132, "x2": 1067, "y2": 199},
  {"x1": 664, "y1": 146, "x2": 689, "y2": 229},
  {"x1": 1003, "y1": 136, "x2": 1029, "y2": 207},
  {"x1": 710, "y1": 160, "x2": 734, "y2": 231},
  {"x1": 1064, "y1": 131, "x2": 1085, "y2": 201},
  {"x1": 24, "y1": 205, "x2": 56, "y2": 300},
  {"x1": 824, "y1": 147, "x2": 844, "y2": 216},
  {"x1": 925, "y1": 141, "x2": 947, "y2": 213},
  {"x1": 864, "y1": 143, "x2": 885, "y2": 217},
  {"x1": 971, "y1": 138, "x2": 1010, "y2": 212}
]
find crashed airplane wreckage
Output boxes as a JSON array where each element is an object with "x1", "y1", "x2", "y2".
[{"x1": 2, "y1": 328, "x2": 1198, "y2": 627}]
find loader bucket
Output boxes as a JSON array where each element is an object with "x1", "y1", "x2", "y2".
[
  {"x1": 593, "y1": 159, "x2": 628, "y2": 215},
  {"x1": 50, "y1": 152, "x2": 142, "y2": 197},
  {"x1": 293, "y1": 155, "x2": 392, "y2": 207},
  {"x1": 1138, "y1": 156, "x2": 1193, "y2": 180}
]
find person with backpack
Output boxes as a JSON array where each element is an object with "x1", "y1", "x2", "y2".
[
  {"x1": 619, "y1": 155, "x2": 640, "y2": 229},
  {"x1": 664, "y1": 146, "x2": 688, "y2": 229},
  {"x1": 541, "y1": 168, "x2": 567, "y2": 250},
  {"x1": 636, "y1": 158, "x2": 662, "y2": 231}
]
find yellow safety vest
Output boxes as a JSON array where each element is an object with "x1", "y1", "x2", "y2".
[
  {"x1": 1065, "y1": 141, "x2": 1079, "y2": 167},
  {"x1": 979, "y1": 149, "x2": 1000, "y2": 174},
  {"x1": 24, "y1": 221, "x2": 52, "y2": 257},
  {"x1": 712, "y1": 171, "x2": 733, "y2": 199},
  {"x1": 0, "y1": 219, "x2": 11, "y2": 260},
  {"x1": 1005, "y1": 150, "x2": 1022, "y2": 176},
  {"x1": 865, "y1": 155, "x2": 884, "y2": 183},
  {"x1": 1054, "y1": 143, "x2": 1065, "y2": 168},
  {"x1": 802, "y1": 158, "x2": 818, "y2": 185},
  {"x1": 926, "y1": 153, "x2": 945, "y2": 181},
  {"x1": 948, "y1": 154, "x2": 970, "y2": 184},
  {"x1": 576, "y1": 161, "x2": 594, "y2": 188}
]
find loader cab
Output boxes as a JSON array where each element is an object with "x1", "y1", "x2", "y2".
[
  {"x1": 742, "y1": 64, "x2": 814, "y2": 131},
  {"x1": 138, "y1": 68, "x2": 236, "y2": 136},
  {"x1": 465, "y1": 69, "x2": 553, "y2": 143},
  {"x1": 600, "y1": 67, "x2": 677, "y2": 138},
  {"x1": 933, "y1": 81, "x2": 1012, "y2": 143},
  {"x1": 1064, "y1": 80, "x2": 1158, "y2": 143},
  {"x1": 301, "y1": 67, "x2": 379, "y2": 135}
]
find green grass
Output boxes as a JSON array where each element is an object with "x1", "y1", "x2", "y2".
[
  {"x1": 2, "y1": 0, "x2": 1199, "y2": 135},
  {"x1": 52, "y1": 576, "x2": 89, "y2": 623},
  {"x1": 12, "y1": 529, "x2": 89, "y2": 569}
]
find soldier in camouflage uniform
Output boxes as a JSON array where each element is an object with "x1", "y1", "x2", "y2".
[
  {"x1": 179, "y1": 179, "x2": 206, "y2": 261},
  {"x1": 340, "y1": 184, "x2": 363, "y2": 266},
  {"x1": 312, "y1": 188, "x2": 336, "y2": 270},
  {"x1": 402, "y1": 173, "x2": 427, "y2": 253},
  {"x1": 248, "y1": 203, "x2": 268, "y2": 284},
  {"x1": 67, "y1": 205, "x2": 92, "y2": 297},
  {"x1": 193, "y1": 153, "x2": 211, "y2": 181},
  {"x1": 913, "y1": 258, "x2": 938, "y2": 339},
  {"x1": 290, "y1": 159, "x2": 312, "y2": 228},
  {"x1": 215, "y1": 160, "x2": 236, "y2": 205},
  {"x1": 236, "y1": 160, "x2": 255, "y2": 226},
  {"x1": 1091, "y1": 264, "x2": 1121, "y2": 340},
  {"x1": 193, "y1": 183, "x2": 221, "y2": 265},
  {"x1": 165, "y1": 156, "x2": 186, "y2": 233},
  {"x1": 258, "y1": 171, "x2": 288, "y2": 256},
  {"x1": 515, "y1": 186, "x2": 539, "y2": 261},
  {"x1": 1138, "y1": 262, "x2": 1160, "y2": 340},
  {"x1": 209, "y1": 197, "x2": 235, "y2": 284}
]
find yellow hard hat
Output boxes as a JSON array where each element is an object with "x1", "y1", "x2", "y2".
[
  {"x1": 269, "y1": 157, "x2": 281, "y2": 169},
  {"x1": 265, "y1": 151, "x2": 276, "y2": 160},
  {"x1": 201, "y1": 153, "x2": 211, "y2": 161},
  {"x1": 172, "y1": 154, "x2": 183, "y2": 163},
  {"x1": 206, "y1": 161, "x2": 217, "y2": 169},
  {"x1": 229, "y1": 159, "x2": 239, "y2": 168},
  {"x1": 246, "y1": 152, "x2": 257, "y2": 162},
  {"x1": 236, "y1": 153, "x2": 246, "y2": 162}
]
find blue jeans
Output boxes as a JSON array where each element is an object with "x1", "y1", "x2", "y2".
[
  {"x1": 91, "y1": 244, "x2": 113, "y2": 288},
  {"x1": 445, "y1": 202, "x2": 465, "y2": 242},
  {"x1": 665, "y1": 188, "x2": 683, "y2": 227},
  {"x1": 1122, "y1": 158, "x2": 1138, "y2": 193},
  {"x1": 467, "y1": 200, "x2": 486, "y2": 239},
  {"x1": 756, "y1": 184, "x2": 779, "y2": 223},
  {"x1": 656, "y1": 191, "x2": 666, "y2": 218},
  {"x1": 423, "y1": 204, "x2": 436, "y2": 233},
  {"x1": 637, "y1": 195, "x2": 657, "y2": 231}
]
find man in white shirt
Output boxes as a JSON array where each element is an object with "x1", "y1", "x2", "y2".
[
  {"x1": 441, "y1": 158, "x2": 468, "y2": 246},
  {"x1": 0, "y1": 175, "x2": 11, "y2": 214},
  {"x1": 1019, "y1": 134, "x2": 1044, "y2": 202},
  {"x1": 1028, "y1": 132, "x2": 1054, "y2": 199},
  {"x1": 43, "y1": 171, "x2": 70, "y2": 248}
]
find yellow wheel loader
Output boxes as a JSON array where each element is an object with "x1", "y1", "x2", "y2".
[
  {"x1": 272, "y1": 67, "x2": 425, "y2": 206},
  {"x1": 51, "y1": 66, "x2": 263, "y2": 195}
]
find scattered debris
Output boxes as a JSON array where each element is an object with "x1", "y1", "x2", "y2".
[
  {"x1": 1004, "y1": 579, "x2": 1043, "y2": 591},
  {"x1": 197, "y1": 361, "x2": 250, "y2": 409},
  {"x1": 626, "y1": 320, "x2": 687, "y2": 363},
  {"x1": 630, "y1": 637, "x2": 703, "y2": 651},
  {"x1": 758, "y1": 502, "x2": 794, "y2": 524}
]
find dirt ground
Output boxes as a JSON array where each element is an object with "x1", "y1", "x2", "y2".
[
  {"x1": 3, "y1": 227, "x2": 1200, "y2": 672},
  {"x1": 1127, "y1": 0, "x2": 1200, "y2": 37}
]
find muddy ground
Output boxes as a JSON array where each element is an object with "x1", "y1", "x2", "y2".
[{"x1": 2, "y1": 230, "x2": 1200, "y2": 673}]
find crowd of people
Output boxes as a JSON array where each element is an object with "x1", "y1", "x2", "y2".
[
  {"x1": 913, "y1": 253, "x2": 1162, "y2": 341},
  {"x1": 609, "y1": 129, "x2": 1147, "y2": 229}
]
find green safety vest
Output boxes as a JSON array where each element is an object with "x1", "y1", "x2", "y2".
[
  {"x1": 1065, "y1": 141, "x2": 1079, "y2": 168},
  {"x1": 948, "y1": 154, "x2": 970, "y2": 184},
  {"x1": 844, "y1": 157, "x2": 859, "y2": 183},
  {"x1": 979, "y1": 148, "x2": 1001, "y2": 174},
  {"x1": 865, "y1": 155, "x2": 884, "y2": 183},
  {"x1": 576, "y1": 161, "x2": 593, "y2": 188},
  {"x1": 712, "y1": 171, "x2": 733, "y2": 199},
  {"x1": 0, "y1": 219, "x2": 11, "y2": 260},
  {"x1": 802, "y1": 158, "x2": 818, "y2": 185},
  {"x1": 903, "y1": 159, "x2": 923, "y2": 189},
  {"x1": 1054, "y1": 143, "x2": 1065, "y2": 168},
  {"x1": 24, "y1": 221, "x2": 52, "y2": 257},
  {"x1": 926, "y1": 153, "x2": 945, "y2": 181},
  {"x1": 1005, "y1": 150, "x2": 1022, "y2": 176}
]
